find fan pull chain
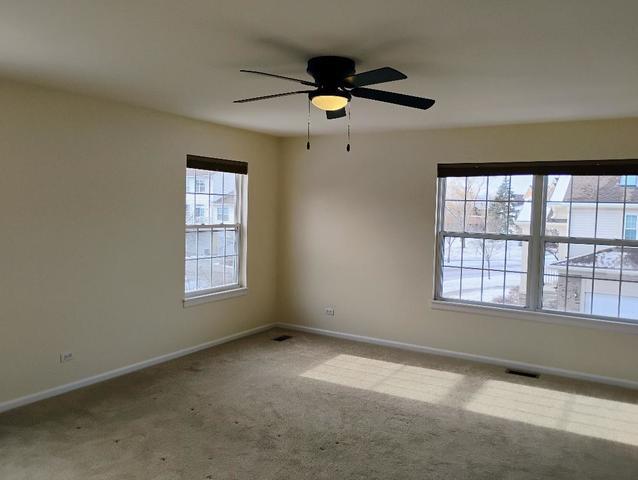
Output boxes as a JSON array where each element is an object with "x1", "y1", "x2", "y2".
[
  {"x1": 306, "y1": 98, "x2": 311, "y2": 150},
  {"x1": 346, "y1": 103, "x2": 351, "y2": 152}
]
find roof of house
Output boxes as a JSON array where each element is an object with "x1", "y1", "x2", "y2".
[
  {"x1": 552, "y1": 246, "x2": 638, "y2": 272},
  {"x1": 549, "y1": 175, "x2": 638, "y2": 203}
]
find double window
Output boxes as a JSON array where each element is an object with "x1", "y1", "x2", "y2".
[
  {"x1": 185, "y1": 155, "x2": 247, "y2": 298},
  {"x1": 435, "y1": 160, "x2": 638, "y2": 324}
]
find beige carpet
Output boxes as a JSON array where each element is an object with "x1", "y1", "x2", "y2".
[{"x1": 1, "y1": 328, "x2": 637, "y2": 479}]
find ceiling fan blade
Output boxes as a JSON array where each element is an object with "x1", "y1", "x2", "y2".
[
  {"x1": 240, "y1": 69, "x2": 317, "y2": 87},
  {"x1": 234, "y1": 90, "x2": 313, "y2": 103},
  {"x1": 344, "y1": 67, "x2": 407, "y2": 87},
  {"x1": 351, "y1": 87, "x2": 435, "y2": 110},
  {"x1": 326, "y1": 108, "x2": 347, "y2": 119}
]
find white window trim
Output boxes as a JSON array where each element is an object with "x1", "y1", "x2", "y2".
[
  {"x1": 433, "y1": 173, "x2": 638, "y2": 332},
  {"x1": 183, "y1": 286, "x2": 248, "y2": 307},
  {"x1": 184, "y1": 173, "x2": 248, "y2": 305},
  {"x1": 430, "y1": 299, "x2": 638, "y2": 334}
]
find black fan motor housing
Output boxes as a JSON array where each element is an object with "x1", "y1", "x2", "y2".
[{"x1": 306, "y1": 56, "x2": 355, "y2": 86}]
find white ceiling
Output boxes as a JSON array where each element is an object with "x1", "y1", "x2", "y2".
[{"x1": 1, "y1": 0, "x2": 638, "y2": 135}]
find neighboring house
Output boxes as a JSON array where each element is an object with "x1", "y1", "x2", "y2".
[
  {"x1": 549, "y1": 247, "x2": 638, "y2": 317},
  {"x1": 189, "y1": 196, "x2": 232, "y2": 225},
  {"x1": 546, "y1": 174, "x2": 638, "y2": 242},
  {"x1": 185, "y1": 170, "x2": 235, "y2": 226},
  {"x1": 543, "y1": 175, "x2": 638, "y2": 317}
]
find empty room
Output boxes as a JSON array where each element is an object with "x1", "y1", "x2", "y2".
[{"x1": 2, "y1": 1, "x2": 638, "y2": 478}]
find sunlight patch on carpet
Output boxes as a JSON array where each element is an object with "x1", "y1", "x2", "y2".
[
  {"x1": 300, "y1": 354, "x2": 464, "y2": 404},
  {"x1": 465, "y1": 380, "x2": 638, "y2": 446}
]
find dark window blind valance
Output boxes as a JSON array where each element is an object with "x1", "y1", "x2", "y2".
[
  {"x1": 437, "y1": 159, "x2": 638, "y2": 177},
  {"x1": 187, "y1": 154, "x2": 248, "y2": 175}
]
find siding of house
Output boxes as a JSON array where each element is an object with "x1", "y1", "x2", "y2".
[
  {"x1": 550, "y1": 204, "x2": 638, "y2": 262},
  {"x1": 571, "y1": 204, "x2": 628, "y2": 240}
]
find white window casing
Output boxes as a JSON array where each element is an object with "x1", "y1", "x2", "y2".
[
  {"x1": 184, "y1": 158, "x2": 247, "y2": 305},
  {"x1": 434, "y1": 171, "x2": 638, "y2": 330}
]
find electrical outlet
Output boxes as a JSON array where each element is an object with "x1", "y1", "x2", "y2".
[
  {"x1": 325, "y1": 307, "x2": 335, "y2": 316},
  {"x1": 60, "y1": 351, "x2": 73, "y2": 363}
]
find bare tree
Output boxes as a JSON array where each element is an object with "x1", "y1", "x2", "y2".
[{"x1": 442, "y1": 179, "x2": 467, "y2": 262}]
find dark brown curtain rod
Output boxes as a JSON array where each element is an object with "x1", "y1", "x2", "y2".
[
  {"x1": 187, "y1": 154, "x2": 248, "y2": 175},
  {"x1": 437, "y1": 159, "x2": 638, "y2": 177}
]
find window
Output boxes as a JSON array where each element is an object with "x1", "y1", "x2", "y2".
[
  {"x1": 213, "y1": 206, "x2": 231, "y2": 224},
  {"x1": 195, "y1": 178, "x2": 207, "y2": 193},
  {"x1": 438, "y1": 175, "x2": 532, "y2": 307},
  {"x1": 185, "y1": 155, "x2": 247, "y2": 298},
  {"x1": 435, "y1": 160, "x2": 638, "y2": 325},
  {"x1": 625, "y1": 214, "x2": 637, "y2": 240},
  {"x1": 194, "y1": 204, "x2": 207, "y2": 223},
  {"x1": 620, "y1": 175, "x2": 637, "y2": 187}
]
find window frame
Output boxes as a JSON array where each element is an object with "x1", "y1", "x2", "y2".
[
  {"x1": 184, "y1": 157, "x2": 248, "y2": 305},
  {"x1": 434, "y1": 176, "x2": 535, "y2": 310},
  {"x1": 434, "y1": 173, "x2": 638, "y2": 330}
]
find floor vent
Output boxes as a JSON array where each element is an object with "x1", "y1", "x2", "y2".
[
  {"x1": 506, "y1": 368, "x2": 539, "y2": 379},
  {"x1": 272, "y1": 335, "x2": 293, "y2": 342}
]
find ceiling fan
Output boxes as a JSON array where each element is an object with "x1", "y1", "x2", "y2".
[{"x1": 234, "y1": 56, "x2": 435, "y2": 119}]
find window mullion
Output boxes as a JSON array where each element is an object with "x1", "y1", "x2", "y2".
[
  {"x1": 236, "y1": 175, "x2": 244, "y2": 287},
  {"x1": 440, "y1": 231, "x2": 530, "y2": 241},
  {"x1": 502, "y1": 176, "x2": 510, "y2": 303},
  {"x1": 527, "y1": 174, "x2": 545, "y2": 311},
  {"x1": 434, "y1": 178, "x2": 447, "y2": 299},
  {"x1": 618, "y1": 180, "x2": 628, "y2": 317},
  {"x1": 541, "y1": 236, "x2": 638, "y2": 247},
  {"x1": 459, "y1": 177, "x2": 468, "y2": 298}
]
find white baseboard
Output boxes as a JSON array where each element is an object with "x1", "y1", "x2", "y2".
[
  {"x1": 4, "y1": 321, "x2": 636, "y2": 415},
  {"x1": 0, "y1": 323, "x2": 275, "y2": 414},
  {"x1": 275, "y1": 322, "x2": 638, "y2": 390}
]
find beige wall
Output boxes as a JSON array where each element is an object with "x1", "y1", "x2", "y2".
[
  {"x1": 0, "y1": 80, "x2": 280, "y2": 404},
  {"x1": 2, "y1": 77, "x2": 638, "y2": 406},
  {"x1": 278, "y1": 119, "x2": 638, "y2": 383}
]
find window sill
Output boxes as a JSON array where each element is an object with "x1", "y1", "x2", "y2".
[
  {"x1": 430, "y1": 299, "x2": 638, "y2": 335},
  {"x1": 183, "y1": 287, "x2": 248, "y2": 307}
]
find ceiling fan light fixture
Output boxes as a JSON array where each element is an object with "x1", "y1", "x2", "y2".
[
  {"x1": 235, "y1": 57, "x2": 435, "y2": 124},
  {"x1": 309, "y1": 89, "x2": 350, "y2": 111}
]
